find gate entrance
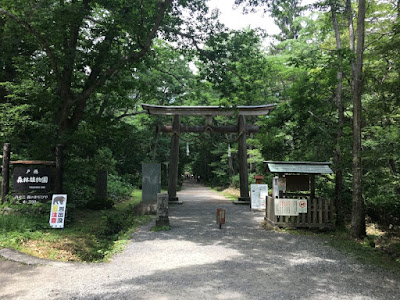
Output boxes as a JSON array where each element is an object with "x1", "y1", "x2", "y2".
[{"x1": 142, "y1": 104, "x2": 275, "y2": 203}]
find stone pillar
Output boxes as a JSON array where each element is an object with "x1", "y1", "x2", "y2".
[
  {"x1": 1, "y1": 143, "x2": 11, "y2": 203},
  {"x1": 168, "y1": 115, "x2": 180, "y2": 202},
  {"x1": 156, "y1": 193, "x2": 169, "y2": 227},
  {"x1": 238, "y1": 115, "x2": 250, "y2": 202}
]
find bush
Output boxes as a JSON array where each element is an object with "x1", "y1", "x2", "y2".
[{"x1": 108, "y1": 174, "x2": 136, "y2": 202}]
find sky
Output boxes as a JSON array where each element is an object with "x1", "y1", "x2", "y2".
[
  {"x1": 207, "y1": 0, "x2": 280, "y2": 35},
  {"x1": 207, "y1": 0, "x2": 317, "y2": 36}
]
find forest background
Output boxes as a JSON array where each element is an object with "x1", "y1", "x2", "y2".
[{"x1": 0, "y1": 0, "x2": 399, "y2": 240}]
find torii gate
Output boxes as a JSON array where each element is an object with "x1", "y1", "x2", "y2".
[{"x1": 142, "y1": 104, "x2": 275, "y2": 203}]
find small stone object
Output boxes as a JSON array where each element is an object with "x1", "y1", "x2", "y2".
[{"x1": 156, "y1": 193, "x2": 169, "y2": 227}]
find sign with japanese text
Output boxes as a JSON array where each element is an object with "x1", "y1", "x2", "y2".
[
  {"x1": 274, "y1": 199, "x2": 308, "y2": 216},
  {"x1": 275, "y1": 199, "x2": 298, "y2": 216},
  {"x1": 49, "y1": 194, "x2": 67, "y2": 229},
  {"x1": 13, "y1": 167, "x2": 51, "y2": 192},
  {"x1": 278, "y1": 177, "x2": 286, "y2": 192},
  {"x1": 13, "y1": 193, "x2": 50, "y2": 204},
  {"x1": 250, "y1": 184, "x2": 268, "y2": 210}
]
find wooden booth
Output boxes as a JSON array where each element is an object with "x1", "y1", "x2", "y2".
[{"x1": 264, "y1": 161, "x2": 335, "y2": 229}]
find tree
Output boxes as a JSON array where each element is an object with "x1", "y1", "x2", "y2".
[
  {"x1": 348, "y1": 0, "x2": 367, "y2": 239},
  {"x1": 234, "y1": 0, "x2": 305, "y2": 41},
  {"x1": 0, "y1": 0, "x2": 213, "y2": 142}
]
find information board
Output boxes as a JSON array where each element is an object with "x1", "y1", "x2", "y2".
[
  {"x1": 49, "y1": 194, "x2": 67, "y2": 229},
  {"x1": 274, "y1": 198, "x2": 298, "y2": 216},
  {"x1": 250, "y1": 184, "x2": 268, "y2": 209},
  {"x1": 274, "y1": 199, "x2": 308, "y2": 216},
  {"x1": 13, "y1": 167, "x2": 52, "y2": 192}
]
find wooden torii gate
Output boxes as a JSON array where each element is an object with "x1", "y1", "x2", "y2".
[{"x1": 142, "y1": 104, "x2": 275, "y2": 203}]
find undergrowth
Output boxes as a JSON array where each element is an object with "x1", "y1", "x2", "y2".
[{"x1": 0, "y1": 190, "x2": 152, "y2": 262}]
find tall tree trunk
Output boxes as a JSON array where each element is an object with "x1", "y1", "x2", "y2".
[
  {"x1": 331, "y1": 2, "x2": 345, "y2": 227},
  {"x1": 350, "y1": 0, "x2": 367, "y2": 239}
]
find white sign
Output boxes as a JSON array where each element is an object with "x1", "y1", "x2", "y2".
[
  {"x1": 250, "y1": 184, "x2": 268, "y2": 209},
  {"x1": 273, "y1": 176, "x2": 279, "y2": 199},
  {"x1": 275, "y1": 198, "x2": 298, "y2": 216},
  {"x1": 274, "y1": 198, "x2": 308, "y2": 216},
  {"x1": 297, "y1": 199, "x2": 308, "y2": 213},
  {"x1": 278, "y1": 177, "x2": 286, "y2": 191},
  {"x1": 49, "y1": 194, "x2": 67, "y2": 228}
]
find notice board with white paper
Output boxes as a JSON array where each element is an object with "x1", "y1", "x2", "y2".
[{"x1": 250, "y1": 184, "x2": 268, "y2": 209}]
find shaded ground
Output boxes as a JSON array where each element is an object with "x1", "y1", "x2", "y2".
[{"x1": 0, "y1": 181, "x2": 399, "y2": 299}]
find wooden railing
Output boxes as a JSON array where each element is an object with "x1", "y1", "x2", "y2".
[{"x1": 265, "y1": 196, "x2": 335, "y2": 229}]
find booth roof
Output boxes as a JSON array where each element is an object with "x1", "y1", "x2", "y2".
[{"x1": 264, "y1": 161, "x2": 333, "y2": 174}]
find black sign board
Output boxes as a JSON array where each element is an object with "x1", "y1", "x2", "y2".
[
  {"x1": 286, "y1": 175, "x2": 310, "y2": 191},
  {"x1": 13, "y1": 167, "x2": 52, "y2": 192}
]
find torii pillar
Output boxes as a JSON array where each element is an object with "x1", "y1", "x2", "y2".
[
  {"x1": 238, "y1": 115, "x2": 250, "y2": 202},
  {"x1": 141, "y1": 104, "x2": 276, "y2": 205},
  {"x1": 168, "y1": 115, "x2": 180, "y2": 202}
]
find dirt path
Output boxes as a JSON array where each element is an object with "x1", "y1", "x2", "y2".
[{"x1": 1, "y1": 182, "x2": 399, "y2": 299}]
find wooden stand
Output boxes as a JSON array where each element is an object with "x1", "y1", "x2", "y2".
[{"x1": 1, "y1": 143, "x2": 10, "y2": 203}]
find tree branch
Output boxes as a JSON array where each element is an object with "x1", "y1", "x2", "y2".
[
  {"x1": 115, "y1": 111, "x2": 146, "y2": 120},
  {"x1": 0, "y1": 8, "x2": 60, "y2": 80},
  {"x1": 65, "y1": 0, "x2": 174, "y2": 132}
]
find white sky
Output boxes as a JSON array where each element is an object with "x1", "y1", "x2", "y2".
[
  {"x1": 207, "y1": 0, "x2": 317, "y2": 35},
  {"x1": 207, "y1": 0, "x2": 280, "y2": 35}
]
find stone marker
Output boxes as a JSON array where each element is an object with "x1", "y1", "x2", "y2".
[
  {"x1": 156, "y1": 193, "x2": 169, "y2": 227},
  {"x1": 142, "y1": 163, "x2": 161, "y2": 203}
]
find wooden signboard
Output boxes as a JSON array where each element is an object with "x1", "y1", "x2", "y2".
[
  {"x1": 286, "y1": 175, "x2": 309, "y2": 191},
  {"x1": 13, "y1": 167, "x2": 52, "y2": 192}
]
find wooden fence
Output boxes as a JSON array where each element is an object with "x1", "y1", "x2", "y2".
[{"x1": 265, "y1": 196, "x2": 335, "y2": 229}]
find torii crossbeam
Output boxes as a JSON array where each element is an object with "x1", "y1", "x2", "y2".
[{"x1": 142, "y1": 103, "x2": 275, "y2": 203}]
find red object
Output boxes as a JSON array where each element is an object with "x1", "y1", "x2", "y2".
[
  {"x1": 51, "y1": 218, "x2": 56, "y2": 223},
  {"x1": 216, "y1": 208, "x2": 226, "y2": 225},
  {"x1": 254, "y1": 175, "x2": 264, "y2": 184}
]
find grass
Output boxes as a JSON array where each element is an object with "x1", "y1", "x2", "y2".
[
  {"x1": 0, "y1": 190, "x2": 152, "y2": 262},
  {"x1": 150, "y1": 225, "x2": 171, "y2": 232},
  {"x1": 212, "y1": 186, "x2": 240, "y2": 201}
]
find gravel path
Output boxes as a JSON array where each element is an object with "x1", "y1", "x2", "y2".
[{"x1": 1, "y1": 181, "x2": 399, "y2": 299}]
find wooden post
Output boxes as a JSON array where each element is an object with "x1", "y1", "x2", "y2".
[
  {"x1": 1, "y1": 143, "x2": 11, "y2": 203},
  {"x1": 55, "y1": 144, "x2": 64, "y2": 193},
  {"x1": 168, "y1": 115, "x2": 180, "y2": 202},
  {"x1": 238, "y1": 115, "x2": 250, "y2": 202},
  {"x1": 310, "y1": 174, "x2": 316, "y2": 200}
]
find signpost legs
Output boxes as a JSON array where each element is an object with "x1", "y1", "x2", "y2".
[{"x1": 168, "y1": 115, "x2": 180, "y2": 202}]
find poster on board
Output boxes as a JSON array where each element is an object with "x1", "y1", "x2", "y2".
[
  {"x1": 274, "y1": 198, "x2": 298, "y2": 216},
  {"x1": 49, "y1": 194, "x2": 67, "y2": 229},
  {"x1": 250, "y1": 184, "x2": 268, "y2": 210},
  {"x1": 297, "y1": 199, "x2": 308, "y2": 213}
]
